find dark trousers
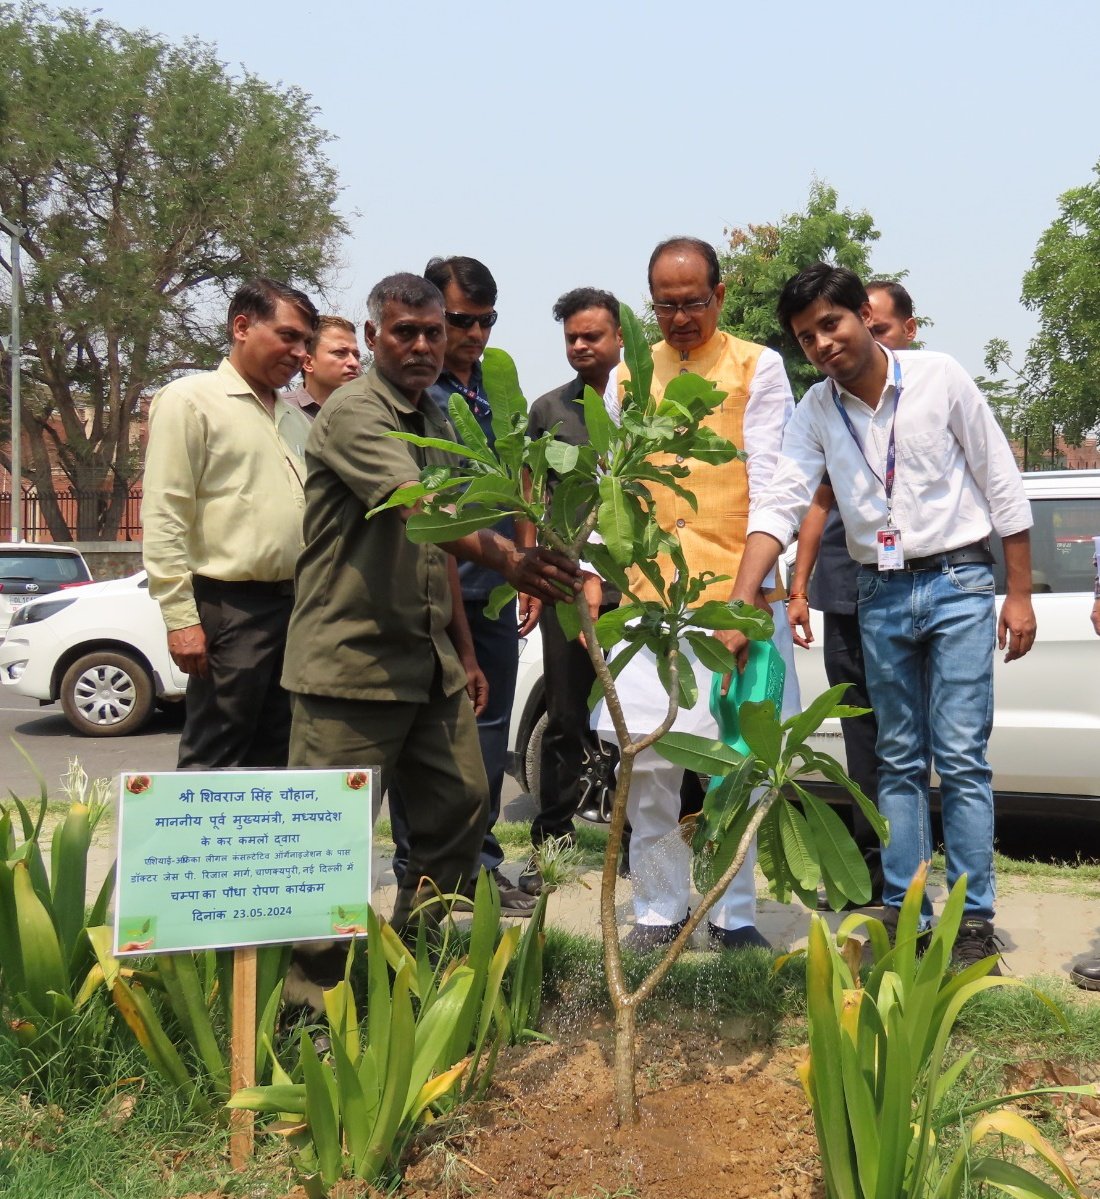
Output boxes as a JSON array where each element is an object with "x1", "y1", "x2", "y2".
[
  {"x1": 390, "y1": 598, "x2": 518, "y2": 877},
  {"x1": 823, "y1": 609, "x2": 884, "y2": 898},
  {"x1": 532, "y1": 602, "x2": 619, "y2": 844},
  {"x1": 289, "y1": 680, "x2": 489, "y2": 933},
  {"x1": 177, "y1": 578, "x2": 294, "y2": 770}
]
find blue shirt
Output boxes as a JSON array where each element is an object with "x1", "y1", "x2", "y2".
[{"x1": 426, "y1": 361, "x2": 516, "y2": 601}]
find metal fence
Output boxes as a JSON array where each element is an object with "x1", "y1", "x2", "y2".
[{"x1": 0, "y1": 486, "x2": 143, "y2": 542}]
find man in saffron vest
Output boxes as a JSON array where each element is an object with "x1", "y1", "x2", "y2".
[{"x1": 598, "y1": 237, "x2": 800, "y2": 952}]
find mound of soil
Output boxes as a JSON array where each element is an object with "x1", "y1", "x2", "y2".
[{"x1": 402, "y1": 1018, "x2": 823, "y2": 1199}]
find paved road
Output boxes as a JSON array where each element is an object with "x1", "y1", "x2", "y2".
[
  {"x1": 2, "y1": 692, "x2": 183, "y2": 799},
  {"x1": 0, "y1": 692, "x2": 536, "y2": 819}
]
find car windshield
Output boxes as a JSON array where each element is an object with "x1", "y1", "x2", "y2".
[
  {"x1": 991, "y1": 495, "x2": 1099, "y2": 594},
  {"x1": 0, "y1": 552, "x2": 91, "y2": 584}
]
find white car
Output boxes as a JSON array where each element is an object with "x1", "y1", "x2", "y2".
[
  {"x1": 509, "y1": 470, "x2": 1100, "y2": 815},
  {"x1": 0, "y1": 542, "x2": 93, "y2": 633},
  {"x1": 0, "y1": 571, "x2": 186, "y2": 736}
]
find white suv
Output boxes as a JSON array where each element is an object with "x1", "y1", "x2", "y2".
[
  {"x1": 0, "y1": 571, "x2": 186, "y2": 736},
  {"x1": 509, "y1": 470, "x2": 1100, "y2": 814},
  {"x1": 0, "y1": 543, "x2": 92, "y2": 633}
]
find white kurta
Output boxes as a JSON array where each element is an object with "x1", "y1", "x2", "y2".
[{"x1": 595, "y1": 605, "x2": 800, "y2": 930}]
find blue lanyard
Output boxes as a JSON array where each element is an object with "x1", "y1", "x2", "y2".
[{"x1": 830, "y1": 353, "x2": 903, "y2": 516}]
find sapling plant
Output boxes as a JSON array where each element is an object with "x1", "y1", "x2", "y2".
[{"x1": 373, "y1": 306, "x2": 884, "y2": 1123}]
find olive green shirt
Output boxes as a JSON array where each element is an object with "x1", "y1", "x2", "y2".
[{"x1": 281, "y1": 366, "x2": 467, "y2": 702}]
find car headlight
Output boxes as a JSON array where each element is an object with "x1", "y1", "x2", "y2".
[{"x1": 10, "y1": 597, "x2": 78, "y2": 626}]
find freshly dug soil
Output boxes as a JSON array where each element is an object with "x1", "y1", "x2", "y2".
[{"x1": 401, "y1": 1017, "x2": 823, "y2": 1199}]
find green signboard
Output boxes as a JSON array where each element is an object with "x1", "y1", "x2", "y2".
[{"x1": 113, "y1": 768, "x2": 375, "y2": 956}]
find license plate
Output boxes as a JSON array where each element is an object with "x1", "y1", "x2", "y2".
[{"x1": 9, "y1": 595, "x2": 34, "y2": 605}]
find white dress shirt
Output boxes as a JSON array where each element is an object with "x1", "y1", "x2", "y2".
[{"x1": 748, "y1": 346, "x2": 1032, "y2": 563}]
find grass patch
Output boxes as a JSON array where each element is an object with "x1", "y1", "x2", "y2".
[{"x1": 540, "y1": 927, "x2": 806, "y2": 1034}]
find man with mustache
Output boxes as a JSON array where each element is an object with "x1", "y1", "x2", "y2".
[
  {"x1": 281, "y1": 273, "x2": 578, "y2": 938},
  {"x1": 143, "y1": 277, "x2": 317, "y2": 769},
  {"x1": 387, "y1": 256, "x2": 537, "y2": 915}
]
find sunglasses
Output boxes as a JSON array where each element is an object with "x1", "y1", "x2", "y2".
[{"x1": 445, "y1": 310, "x2": 498, "y2": 330}]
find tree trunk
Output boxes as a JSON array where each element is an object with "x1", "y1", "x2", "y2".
[{"x1": 612, "y1": 1002, "x2": 638, "y2": 1125}]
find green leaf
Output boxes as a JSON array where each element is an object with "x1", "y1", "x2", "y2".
[
  {"x1": 483, "y1": 583, "x2": 518, "y2": 621},
  {"x1": 447, "y1": 393, "x2": 495, "y2": 463},
  {"x1": 482, "y1": 347, "x2": 527, "y2": 441},
  {"x1": 365, "y1": 481, "x2": 433, "y2": 520},
  {"x1": 689, "y1": 600, "x2": 774, "y2": 638},
  {"x1": 405, "y1": 508, "x2": 503, "y2": 543},
  {"x1": 794, "y1": 786, "x2": 871, "y2": 907},
  {"x1": 684, "y1": 630, "x2": 737, "y2": 676},
  {"x1": 776, "y1": 799, "x2": 820, "y2": 891},
  {"x1": 554, "y1": 599, "x2": 582, "y2": 643},
  {"x1": 453, "y1": 475, "x2": 522, "y2": 510},
  {"x1": 594, "y1": 604, "x2": 638, "y2": 651},
  {"x1": 738, "y1": 699, "x2": 782, "y2": 768},
  {"x1": 581, "y1": 384, "x2": 615, "y2": 456},
  {"x1": 619, "y1": 304, "x2": 652, "y2": 413},
  {"x1": 655, "y1": 642, "x2": 698, "y2": 711},
  {"x1": 781, "y1": 683, "x2": 854, "y2": 754},
  {"x1": 653, "y1": 731, "x2": 745, "y2": 776},
  {"x1": 227, "y1": 1083, "x2": 307, "y2": 1115},
  {"x1": 597, "y1": 475, "x2": 641, "y2": 565},
  {"x1": 544, "y1": 439, "x2": 580, "y2": 475},
  {"x1": 581, "y1": 542, "x2": 631, "y2": 596},
  {"x1": 301, "y1": 1030, "x2": 343, "y2": 1185},
  {"x1": 385, "y1": 429, "x2": 480, "y2": 461}
]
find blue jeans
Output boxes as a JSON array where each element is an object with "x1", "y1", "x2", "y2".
[{"x1": 857, "y1": 563, "x2": 996, "y2": 924}]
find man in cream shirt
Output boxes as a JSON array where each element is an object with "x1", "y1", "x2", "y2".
[{"x1": 142, "y1": 278, "x2": 317, "y2": 769}]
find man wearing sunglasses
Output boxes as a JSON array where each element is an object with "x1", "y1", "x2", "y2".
[
  {"x1": 386, "y1": 255, "x2": 536, "y2": 916},
  {"x1": 596, "y1": 236, "x2": 799, "y2": 954}
]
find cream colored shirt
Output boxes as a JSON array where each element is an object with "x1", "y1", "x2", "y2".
[{"x1": 142, "y1": 358, "x2": 311, "y2": 630}]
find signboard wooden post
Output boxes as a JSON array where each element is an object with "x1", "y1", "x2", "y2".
[{"x1": 112, "y1": 767, "x2": 376, "y2": 1168}]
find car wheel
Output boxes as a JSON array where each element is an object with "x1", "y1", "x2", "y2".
[
  {"x1": 60, "y1": 651, "x2": 155, "y2": 737},
  {"x1": 522, "y1": 710, "x2": 617, "y2": 824}
]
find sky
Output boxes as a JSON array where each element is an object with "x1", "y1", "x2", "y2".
[{"x1": 78, "y1": 0, "x2": 1100, "y2": 398}]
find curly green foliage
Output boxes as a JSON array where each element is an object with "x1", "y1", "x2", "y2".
[
  {"x1": 718, "y1": 180, "x2": 884, "y2": 397},
  {"x1": 1017, "y1": 165, "x2": 1100, "y2": 443},
  {"x1": 0, "y1": 3, "x2": 347, "y2": 536}
]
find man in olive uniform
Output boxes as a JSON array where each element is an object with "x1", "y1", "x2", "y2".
[{"x1": 282, "y1": 273, "x2": 577, "y2": 935}]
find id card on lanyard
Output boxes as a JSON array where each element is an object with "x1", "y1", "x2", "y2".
[{"x1": 830, "y1": 354, "x2": 904, "y2": 571}]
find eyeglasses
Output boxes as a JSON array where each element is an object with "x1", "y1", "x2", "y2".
[
  {"x1": 444, "y1": 310, "x2": 498, "y2": 330},
  {"x1": 651, "y1": 291, "x2": 715, "y2": 318}
]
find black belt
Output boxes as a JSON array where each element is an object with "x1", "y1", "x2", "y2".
[
  {"x1": 899, "y1": 540, "x2": 993, "y2": 573},
  {"x1": 193, "y1": 574, "x2": 295, "y2": 598}
]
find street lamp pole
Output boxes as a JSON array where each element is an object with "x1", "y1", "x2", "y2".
[{"x1": 0, "y1": 214, "x2": 24, "y2": 542}]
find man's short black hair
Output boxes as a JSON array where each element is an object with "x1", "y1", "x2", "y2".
[
  {"x1": 866, "y1": 278, "x2": 915, "y2": 322},
  {"x1": 776, "y1": 263, "x2": 869, "y2": 336},
  {"x1": 366, "y1": 273, "x2": 445, "y2": 326},
  {"x1": 647, "y1": 236, "x2": 720, "y2": 291},
  {"x1": 423, "y1": 256, "x2": 497, "y2": 306},
  {"x1": 552, "y1": 287, "x2": 620, "y2": 325},
  {"x1": 227, "y1": 278, "x2": 318, "y2": 340}
]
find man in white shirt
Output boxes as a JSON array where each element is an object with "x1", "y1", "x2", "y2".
[{"x1": 720, "y1": 263, "x2": 1035, "y2": 971}]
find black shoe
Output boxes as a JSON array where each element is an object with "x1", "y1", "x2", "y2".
[
  {"x1": 707, "y1": 923, "x2": 772, "y2": 952},
  {"x1": 1069, "y1": 958, "x2": 1100, "y2": 991},
  {"x1": 517, "y1": 854, "x2": 542, "y2": 897},
  {"x1": 951, "y1": 918, "x2": 1003, "y2": 974},
  {"x1": 880, "y1": 905, "x2": 932, "y2": 957},
  {"x1": 488, "y1": 867, "x2": 537, "y2": 917},
  {"x1": 622, "y1": 915, "x2": 688, "y2": 953}
]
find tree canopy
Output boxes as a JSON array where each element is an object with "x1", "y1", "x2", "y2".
[
  {"x1": 985, "y1": 161, "x2": 1100, "y2": 446},
  {"x1": 718, "y1": 181, "x2": 885, "y2": 396},
  {"x1": 0, "y1": 3, "x2": 347, "y2": 538}
]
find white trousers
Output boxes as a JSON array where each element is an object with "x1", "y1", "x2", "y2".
[{"x1": 595, "y1": 604, "x2": 800, "y2": 931}]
